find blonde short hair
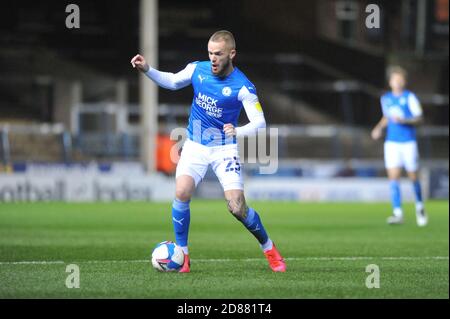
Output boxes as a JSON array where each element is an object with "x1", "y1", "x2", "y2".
[
  {"x1": 209, "y1": 30, "x2": 236, "y2": 50},
  {"x1": 387, "y1": 66, "x2": 408, "y2": 81}
]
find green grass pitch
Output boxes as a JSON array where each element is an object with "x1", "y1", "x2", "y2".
[{"x1": 0, "y1": 200, "x2": 448, "y2": 298}]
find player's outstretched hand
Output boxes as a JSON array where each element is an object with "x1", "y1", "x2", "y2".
[
  {"x1": 223, "y1": 124, "x2": 237, "y2": 137},
  {"x1": 130, "y1": 54, "x2": 149, "y2": 72}
]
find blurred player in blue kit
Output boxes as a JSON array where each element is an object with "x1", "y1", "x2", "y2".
[
  {"x1": 131, "y1": 30, "x2": 286, "y2": 272},
  {"x1": 371, "y1": 66, "x2": 428, "y2": 226}
]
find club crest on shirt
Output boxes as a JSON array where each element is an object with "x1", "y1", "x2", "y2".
[{"x1": 222, "y1": 86, "x2": 232, "y2": 97}]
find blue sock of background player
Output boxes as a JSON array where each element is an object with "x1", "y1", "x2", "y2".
[
  {"x1": 390, "y1": 180, "x2": 402, "y2": 217},
  {"x1": 413, "y1": 180, "x2": 423, "y2": 208}
]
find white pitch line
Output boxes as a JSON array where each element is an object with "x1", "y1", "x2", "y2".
[
  {"x1": 290, "y1": 256, "x2": 450, "y2": 261},
  {"x1": 0, "y1": 260, "x2": 66, "y2": 265},
  {"x1": 0, "y1": 256, "x2": 447, "y2": 266}
]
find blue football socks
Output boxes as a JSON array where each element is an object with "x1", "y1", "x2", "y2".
[
  {"x1": 413, "y1": 180, "x2": 423, "y2": 204},
  {"x1": 172, "y1": 199, "x2": 191, "y2": 255},
  {"x1": 240, "y1": 207, "x2": 270, "y2": 248},
  {"x1": 390, "y1": 180, "x2": 402, "y2": 210}
]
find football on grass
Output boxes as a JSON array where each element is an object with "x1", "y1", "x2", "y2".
[{"x1": 151, "y1": 241, "x2": 185, "y2": 272}]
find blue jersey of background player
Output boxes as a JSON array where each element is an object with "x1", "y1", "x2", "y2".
[
  {"x1": 131, "y1": 30, "x2": 286, "y2": 272},
  {"x1": 381, "y1": 90, "x2": 421, "y2": 142},
  {"x1": 371, "y1": 66, "x2": 428, "y2": 226}
]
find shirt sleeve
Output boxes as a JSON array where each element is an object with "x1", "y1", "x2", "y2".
[
  {"x1": 235, "y1": 86, "x2": 266, "y2": 137},
  {"x1": 408, "y1": 93, "x2": 423, "y2": 117},
  {"x1": 144, "y1": 63, "x2": 197, "y2": 90}
]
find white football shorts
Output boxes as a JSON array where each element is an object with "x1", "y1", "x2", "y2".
[
  {"x1": 384, "y1": 141, "x2": 419, "y2": 172},
  {"x1": 176, "y1": 139, "x2": 243, "y2": 191}
]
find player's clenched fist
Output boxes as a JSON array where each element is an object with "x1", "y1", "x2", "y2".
[
  {"x1": 130, "y1": 54, "x2": 149, "y2": 72},
  {"x1": 223, "y1": 123, "x2": 237, "y2": 137}
]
